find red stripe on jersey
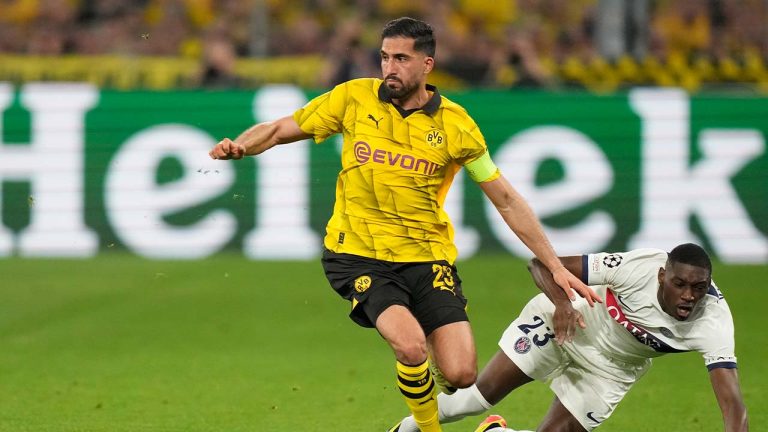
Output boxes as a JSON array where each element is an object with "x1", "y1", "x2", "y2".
[{"x1": 605, "y1": 289, "x2": 684, "y2": 353}]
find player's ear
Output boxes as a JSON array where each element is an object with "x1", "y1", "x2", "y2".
[
  {"x1": 657, "y1": 267, "x2": 665, "y2": 286},
  {"x1": 423, "y1": 56, "x2": 434, "y2": 74}
]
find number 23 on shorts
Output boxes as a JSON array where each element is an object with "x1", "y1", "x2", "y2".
[
  {"x1": 518, "y1": 315, "x2": 555, "y2": 347},
  {"x1": 432, "y1": 264, "x2": 456, "y2": 294}
]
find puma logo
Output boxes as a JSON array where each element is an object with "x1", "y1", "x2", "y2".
[{"x1": 367, "y1": 114, "x2": 383, "y2": 128}]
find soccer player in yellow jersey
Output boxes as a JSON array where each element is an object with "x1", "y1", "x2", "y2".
[{"x1": 209, "y1": 17, "x2": 601, "y2": 432}]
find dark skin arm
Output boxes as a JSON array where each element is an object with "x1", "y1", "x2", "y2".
[
  {"x1": 710, "y1": 367, "x2": 749, "y2": 431},
  {"x1": 527, "y1": 256, "x2": 588, "y2": 345}
]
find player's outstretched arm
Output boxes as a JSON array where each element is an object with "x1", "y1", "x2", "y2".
[
  {"x1": 209, "y1": 115, "x2": 311, "y2": 160},
  {"x1": 478, "y1": 175, "x2": 602, "y2": 305},
  {"x1": 528, "y1": 256, "x2": 586, "y2": 343},
  {"x1": 710, "y1": 367, "x2": 749, "y2": 431}
]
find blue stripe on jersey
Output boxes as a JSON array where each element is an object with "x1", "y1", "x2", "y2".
[
  {"x1": 652, "y1": 341, "x2": 689, "y2": 353},
  {"x1": 707, "y1": 283, "x2": 724, "y2": 300},
  {"x1": 581, "y1": 255, "x2": 589, "y2": 285},
  {"x1": 707, "y1": 361, "x2": 737, "y2": 371}
]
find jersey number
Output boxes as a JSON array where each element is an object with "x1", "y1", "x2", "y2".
[
  {"x1": 517, "y1": 315, "x2": 555, "y2": 347},
  {"x1": 432, "y1": 264, "x2": 456, "y2": 294}
]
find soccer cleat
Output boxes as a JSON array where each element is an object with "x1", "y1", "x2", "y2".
[
  {"x1": 474, "y1": 414, "x2": 508, "y2": 432},
  {"x1": 386, "y1": 420, "x2": 402, "y2": 432}
]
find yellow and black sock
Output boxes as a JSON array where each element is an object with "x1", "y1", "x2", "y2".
[{"x1": 396, "y1": 360, "x2": 441, "y2": 432}]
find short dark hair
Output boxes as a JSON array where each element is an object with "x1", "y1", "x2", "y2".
[
  {"x1": 381, "y1": 17, "x2": 436, "y2": 57},
  {"x1": 668, "y1": 243, "x2": 712, "y2": 273}
]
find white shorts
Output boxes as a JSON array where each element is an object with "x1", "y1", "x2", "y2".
[{"x1": 498, "y1": 294, "x2": 641, "y2": 431}]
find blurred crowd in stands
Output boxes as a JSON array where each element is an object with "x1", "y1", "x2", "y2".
[{"x1": 0, "y1": 0, "x2": 766, "y2": 91}]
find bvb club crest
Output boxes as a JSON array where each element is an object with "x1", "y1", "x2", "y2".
[
  {"x1": 354, "y1": 275, "x2": 372, "y2": 293},
  {"x1": 425, "y1": 129, "x2": 445, "y2": 148}
]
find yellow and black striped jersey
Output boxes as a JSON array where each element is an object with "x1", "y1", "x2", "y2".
[{"x1": 294, "y1": 78, "x2": 489, "y2": 264}]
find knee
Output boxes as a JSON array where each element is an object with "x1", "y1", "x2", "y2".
[
  {"x1": 445, "y1": 367, "x2": 477, "y2": 389},
  {"x1": 394, "y1": 340, "x2": 428, "y2": 365},
  {"x1": 436, "y1": 362, "x2": 477, "y2": 389}
]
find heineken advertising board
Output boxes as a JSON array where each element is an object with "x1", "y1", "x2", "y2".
[{"x1": 0, "y1": 83, "x2": 766, "y2": 263}]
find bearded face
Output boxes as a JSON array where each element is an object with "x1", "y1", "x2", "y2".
[{"x1": 380, "y1": 36, "x2": 433, "y2": 102}]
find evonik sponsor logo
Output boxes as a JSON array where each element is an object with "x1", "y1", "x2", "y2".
[{"x1": 353, "y1": 141, "x2": 442, "y2": 175}]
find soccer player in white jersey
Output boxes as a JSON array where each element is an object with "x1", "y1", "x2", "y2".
[{"x1": 391, "y1": 243, "x2": 748, "y2": 432}]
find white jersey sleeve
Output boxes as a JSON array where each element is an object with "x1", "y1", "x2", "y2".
[
  {"x1": 692, "y1": 281, "x2": 738, "y2": 371},
  {"x1": 584, "y1": 248, "x2": 666, "y2": 288}
]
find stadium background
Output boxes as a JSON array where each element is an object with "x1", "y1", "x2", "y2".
[{"x1": 1, "y1": 0, "x2": 767, "y2": 431}]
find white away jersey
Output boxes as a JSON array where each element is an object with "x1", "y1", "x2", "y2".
[{"x1": 575, "y1": 248, "x2": 737, "y2": 375}]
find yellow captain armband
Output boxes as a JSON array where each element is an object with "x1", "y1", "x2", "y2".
[{"x1": 465, "y1": 152, "x2": 500, "y2": 183}]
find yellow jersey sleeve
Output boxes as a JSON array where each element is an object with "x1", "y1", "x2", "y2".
[
  {"x1": 441, "y1": 105, "x2": 488, "y2": 167},
  {"x1": 293, "y1": 82, "x2": 348, "y2": 143}
]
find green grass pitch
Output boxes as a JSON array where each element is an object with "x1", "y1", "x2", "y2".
[{"x1": 0, "y1": 255, "x2": 765, "y2": 431}]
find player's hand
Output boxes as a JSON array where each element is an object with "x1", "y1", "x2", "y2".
[
  {"x1": 552, "y1": 303, "x2": 585, "y2": 345},
  {"x1": 209, "y1": 138, "x2": 246, "y2": 160},
  {"x1": 552, "y1": 266, "x2": 602, "y2": 307}
]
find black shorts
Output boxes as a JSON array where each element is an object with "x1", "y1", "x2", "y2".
[{"x1": 321, "y1": 249, "x2": 468, "y2": 336}]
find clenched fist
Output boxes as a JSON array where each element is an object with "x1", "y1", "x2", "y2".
[{"x1": 209, "y1": 138, "x2": 246, "y2": 160}]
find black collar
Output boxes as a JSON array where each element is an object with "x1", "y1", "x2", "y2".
[{"x1": 378, "y1": 82, "x2": 441, "y2": 117}]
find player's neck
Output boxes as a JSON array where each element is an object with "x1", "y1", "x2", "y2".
[{"x1": 393, "y1": 86, "x2": 431, "y2": 111}]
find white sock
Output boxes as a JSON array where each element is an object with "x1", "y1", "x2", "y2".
[
  {"x1": 396, "y1": 384, "x2": 492, "y2": 432},
  {"x1": 438, "y1": 384, "x2": 493, "y2": 421}
]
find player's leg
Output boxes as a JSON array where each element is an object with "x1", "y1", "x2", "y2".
[
  {"x1": 388, "y1": 321, "x2": 477, "y2": 432},
  {"x1": 391, "y1": 289, "x2": 564, "y2": 432},
  {"x1": 426, "y1": 292, "x2": 565, "y2": 414},
  {"x1": 543, "y1": 364, "x2": 635, "y2": 431},
  {"x1": 445, "y1": 353, "x2": 538, "y2": 432},
  {"x1": 321, "y1": 250, "x2": 441, "y2": 432},
  {"x1": 434, "y1": 349, "x2": 535, "y2": 424},
  {"x1": 388, "y1": 260, "x2": 474, "y2": 432},
  {"x1": 427, "y1": 320, "x2": 477, "y2": 391},
  {"x1": 471, "y1": 377, "x2": 586, "y2": 432},
  {"x1": 411, "y1": 260, "x2": 477, "y2": 392},
  {"x1": 392, "y1": 338, "x2": 537, "y2": 431},
  {"x1": 536, "y1": 397, "x2": 587, "y2": 432},
  {"x1": 377, "y1": 304, "x2": 441, "y2": 432},
  {"x1": 476, "y1": 349, "x2": 535, "y2": 404}
]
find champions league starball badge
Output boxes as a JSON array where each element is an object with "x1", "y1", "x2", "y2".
[{"x1": 603, "y1": 254, "x2": 623, "y2": 268}]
